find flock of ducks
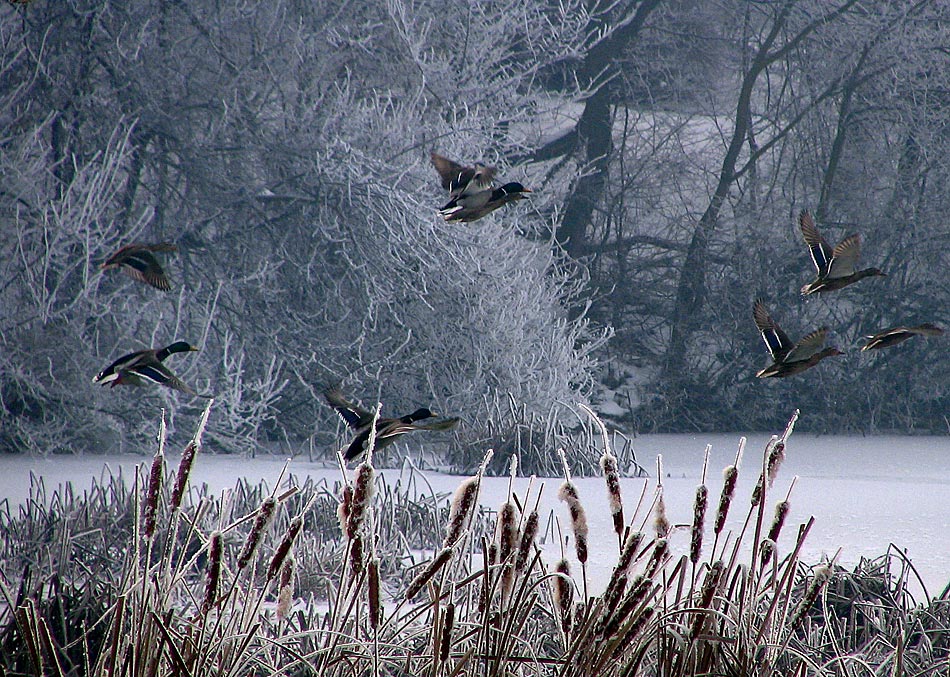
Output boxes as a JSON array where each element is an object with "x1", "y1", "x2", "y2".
[
  {"x1": 88, "y1": 155, "x2": 940, "y2": 450},
  {"x1": 90, "y1": 153, "x2": 520, "y2": 455},
  {"x1": 752, "y1": 210, "x2": 942, "y2": 378}
]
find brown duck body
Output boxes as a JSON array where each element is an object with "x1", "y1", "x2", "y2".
[
  {"x1": 752, "y1": 299, "x2": 843, "y2": 378},
  {"x1": 101, "y1": 243, "x2": 177, "y2": 291},
  {"x1": 324, "y1": 388, "x2": 459, "y2": 461},
  {"x1": 861, "y1": 323, "x2": 943, "y2": 351},
  {"x1": 798, "y1": 211, "x2": 884, "y2": 295}
]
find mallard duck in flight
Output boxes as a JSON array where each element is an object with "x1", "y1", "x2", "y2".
[
  {"x1": 753, "y1": 300, "x2": 843, "y2": 378},
  {"x1": 798, "y1": 211, "x2": 885, "y2": 296},
  {"x1": 861, "y1": 323, "x2": 943, "y2": 351},
  {"x1": 93, "y1": 341, "x2": 204, "y2": 396},
  {"x1": 430, "y1": 152, "x2": 531, "y2": 222},
  {"x1": 324, "y1": 387, "x2": 459, "y2": 461},
  {"x1": 101, "y1": 243, "x2": 177, "y2": 291}
]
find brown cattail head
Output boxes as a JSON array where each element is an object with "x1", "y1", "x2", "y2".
[
  {"x1": 267, "y1": 516, "x2": 303, "y2": 581},
  {"x1": 690, "y1": 484, "x2": 708, "y2": 565},
  {"x1": 552, "y1": 559, "x2": 574, "y2": 636},
  {"x1": 337, "y1": 483, "x2": 353, "y2": 535},
  {"x1": 170, "y1": 440, "x2": 197, "y2": 511},
  {"x1": 604, "y1": 531, "x2": 643, "y2": 605},
  {"x1": 406, "y1": 547, "x2": 454, "y2": 600},
  {"x1": 349, "y1": 533, "x2": 365, "y2": 581},
  {"x1": 611, "y1": 605, "x2": 655, "y2": 659},
  {"x1": 514, "y1": 510, "x2": 539, "y2": 573},
  {"x1": 788, "y1": 564, "x2": 832, "y2": 633},
  {"x1": 766, "y1": 439, "x2": 786, "y2": 488},
  {"x1": 346, "y1": 461, "x2": 376, "y2": 538},
  {"x1": 439, "y1": 602, "x2": 456, "y2": 662},
  {"x1": 200, "y1": 531, "x2": 223, "y2": 616},
  {"x1": 690, "y1": 560, "x2": 724, "y2": 638},
  {"x1": 496, "y1": 501, "x2": 520, "y2": 563},
  {"x1": 276, "y1": 556, "x2": 295, "y2": 622},
  {"x1": 558, "y1": 482, "x2": 589, "y2": 564},
  {"x1": 759, "y1": 538, "x2": 776, "y2": 567},
  {"x1": 644, "y1": 538, "x2": 668, "y2": 579},
  {"x1": 603, "y1": 574, "x2": 651, "y2": 638},
  {"x1": 600, "y1": 451, "x2": 624, "y2": 540},
  {"x1": 767, "y1": 500, "x2": 790, "y2": 544},
  {"x1": 714, "y1": 465, "x2": 738, "y2": 536},
  {"x1": 238, "y1": 496, "x2": 278, "y2": 569},
  {"x1": 444, "y1": 475, "x2": 480, "y2": 548},
  {"x1": 653, "y1": 491, "x2": 670, "y2": 539},
  {"x1": 143, "y1": 447, "x2": 164, "y2": 541},
  {"x1": 368, "y1": 557, "x2": 381, "y2": 629}
]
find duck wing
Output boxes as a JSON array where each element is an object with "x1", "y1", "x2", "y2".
[
  {"x1": 127, "y1": 361, "x2": 196, "y2": 395},
  {"x1": 753, "y1": 300, "x2": 793, "y2": 361},
  {"x1": 799, "y1": 211, "x2": 833, "y2": 275},
  {"x1": 323, "y1": 388, "x2": 373, "y2": 429},
  {"x1": 430, "y1": 152, "x2": 495, "y2": 198},
  {"x1": 784, "y1": 327, "x2": 828, "y2": 363},
  {"x1": 825, "y1": 235, "x2": 860, "y2": 279}
]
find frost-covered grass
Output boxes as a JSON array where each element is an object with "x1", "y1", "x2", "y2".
[{"x1": 1, "y1": 405, "x2": 949, "y2": 675}]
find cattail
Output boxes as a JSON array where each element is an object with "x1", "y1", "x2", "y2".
[
  {"x1": 486, "y1": 541, "x2": 498, "y2": 567},
  {"x1": 603, "y1": 574, "x2": 651, "y2": 638},
  {"x1": 368, "y1": 557, "x2": 381, "y2": 629},
  {"x1": 238, "y1": 496, "x2": 277, "y2": 569},
  {"x1": 715, "y1": 465, "x2": 738, "y2": 536},
  {"x1": 170, "y1": 441, "x2": 197, "y2": 511},
  {"x1": 603, "y1": 530, "x2": 644, "y2": 612},
  {"x1": 601, "y1": 452, "x2": 624, "y2": 540},
  {"x1": 276, "y1": 556, "x2": 295, "y2": 622},
  {"x1": 267, "y1": 516, "x2": 302, "y2": 581},
  {"x1": 337, "y1": 484, "x2": 353, "y2": 535},
  {"x1": 766, "y1": 440, "x2": 786, "y2": 488},
  {"x1": 346, "y1": 460, "x2": 375, "y2": 538},
  {"x1": 761, "y1": 487, "x2": 793, "y2": 566},
  {"x1": 496, "y1": 501, "x2": 520, "y2": 563},
  {"x1": 788, "y1": 564, "x2": 832, "y2": 633},
  {"x1": 444, "y1": 476, "x2": 480, "y2": 548},
  {"x1": 200, "y1": 531, "x2": 222, "y2": 616},
  {"x1": 514, "y1": 510, "x2": 539, "y2": 573},
  {"x1": 653, "y1": 491, "x2": 670, "y2": 539},
  {"x1": 439, "y1": 602, "x2": 455, "y2": 662},
  {"x1": 600, "y1": 572, "x2": 628, "y2": 626},
  {"x1": 349, "y1": 533, "x2": 365, "y2": 580},
  {"x1": 690, "y1": 560, "x2": 724, "y2": 638},
  {"x1": 552, "y1": 559, "x2": 573, "y2": 636},
  {"x1": 142, "y1": 446, "x2": 164, "y2": 541},
  {"x1": 611, "y1": 605, "x2": 655, "y2": 659},
  {"x1": 558, "y1": 482, "x2": 588, "y2": 564},
  {"x1": 690, "y1": 484, "x2": 708, "y2": 565},
  {"x1": 751, "y1": 436, "x2": 779, "y2": 507},
  {"x1": 405, "y1": 547, "x2": 454, "y2": 600},
  {"x1": 644, "y1": 538, "x2": 668, "y2": 579}
]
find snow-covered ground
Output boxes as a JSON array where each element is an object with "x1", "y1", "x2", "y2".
[{"x1": 2, "y1": 433, "x2": 948, "y2": 598}]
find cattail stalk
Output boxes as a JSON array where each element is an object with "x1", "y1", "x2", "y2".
[
  {"x1": 349, "y1": 533, "x2": 365, "y2": 581},
  {"x1": 406, "y1": 547, "x2": 454, "y2": 600},
  {"x1": 200, "y1": 531, "x2": 222, "y2": 616},
  {"x1": 237, "y1": 496, "x2": 277, "y2": 569},
  {"x1": 603, "y1": 574, "x2": 651, "y2": 638},
  {"x1": 761, "y1": 478, "x2": 796, "y2": 566},
  {"x1": 603, "y1": 530, "x2": 644, "y2": 607},
  {"x1": 644, "y1": 538, "x2": 668, "y2": 579},
  {"x1": 337, "y1": 483, "x2": 353, "y2": 535},
  {"x1": 611, "y1": 605, "x2": 656, "y2": 659},
  {"x1": 170, "y1": 398, "x2": 212, "y2": 510},
  {"x1": 514, "y1": 509, "x2": 539, "y2": 573},
  {"x1": 581, "y1": 403, "x2": 625, "y2": 547},
  {"x1": 714, "y1": 438, "x2": 744, "y2": 543},
  {"x1": 690, "y1": 560, "x2": 724, "y2": 638},
  {"x1": 443, "y1": 450, "x2": 492, "y2": 548}
]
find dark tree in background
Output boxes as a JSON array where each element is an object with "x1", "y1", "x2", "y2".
[{"x1": 1, "y1": 0, "x2": 946, "y2": 462}]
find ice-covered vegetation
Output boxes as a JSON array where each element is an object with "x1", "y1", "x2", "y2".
[{"x1": 2, "y1": 406, "x2": 949, "y2": 674}]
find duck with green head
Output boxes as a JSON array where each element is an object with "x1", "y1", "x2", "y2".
[{"x1": 93, "y1": 341, "x2": 204, "y2": 395}]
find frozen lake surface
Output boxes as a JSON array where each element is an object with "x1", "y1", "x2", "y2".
[{"x1": 2, "y1": 433, "x2": 948, "y2": 598}]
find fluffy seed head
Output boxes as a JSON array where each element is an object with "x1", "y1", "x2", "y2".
[
  {"x1": 276, "y1": 556, "x2": 295, "y2": 622},
  {"x1": 337, "y1": 484, "x2": 353, "y2": 535},
  {"x1": 600, "y1": 452, "x2": 624, "y2": 538},
  {"x1": 714, "y1": 465, "x2": 738, "y2": 535},
  {"x1": 496, "y1": 501, "x2": 520, "y2": 563},
  {"x1": 552, "y1": 559, "x2": 574, "y2": 635},
  {"x1": 788, "y1": 564, "x2": 832, "y2": 632},
  {"x1": 653, "y1": 491, "x2": 670, "y2": 539},
  {"x1": 444, "y1": 475, "x2": 480, "y2": 548},
  {"x1": 515, "y1": 510, "x2": 539, "y2": 572},
  {"x1": 558, "y1": 481, "x2": 588, "y2": 564}
]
